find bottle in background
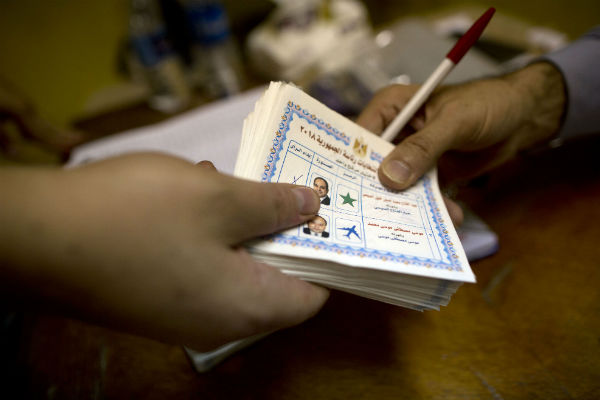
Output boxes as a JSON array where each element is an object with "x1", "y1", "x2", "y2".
[
  {"x1": 183, "y1": 0, "x2": 245, "y2": 99},
  {"x1": 129, "y1": 0, "x2": 191, "y2": 112}
]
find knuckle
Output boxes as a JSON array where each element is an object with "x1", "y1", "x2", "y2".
[
  {"x1": 229, "y1": 182, "x2": 294, "y2": 231},
  {"x1": 204, "y1": 179, "x2": 243, "y2": 220},
  {"x1": 266, "y1": 185, "x2": 293, "y2": 228},
  {"x1": 406, "y1": 134, "x2": 436, "y2": 159},
  {"x1": 385, "y1": 83, "x2": 418, "y2": 98}
]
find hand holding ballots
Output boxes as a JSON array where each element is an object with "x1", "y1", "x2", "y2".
[{"x1": 234, "y1": 82, "x2": 475, "y2": 311}]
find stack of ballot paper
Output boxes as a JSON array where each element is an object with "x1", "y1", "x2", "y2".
[{"x1": 234, "y1": 82, "x2": 475, "y2": 311}]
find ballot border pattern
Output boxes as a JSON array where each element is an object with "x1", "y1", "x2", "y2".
[{"x1": 261, "y1": 101, "x2": 462, "y2": 272}]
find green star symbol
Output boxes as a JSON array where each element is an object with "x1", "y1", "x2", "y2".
[{"x1": 340, "y1": 192, "x2": 357, "y2": 207}]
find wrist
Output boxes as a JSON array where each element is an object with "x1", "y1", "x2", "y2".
[{"x1": 504, "y1": 62, "x2": 566, "y2": 149}]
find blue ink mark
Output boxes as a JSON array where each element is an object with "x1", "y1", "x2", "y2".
[{"x1": 292, "y1": 174, "x2": 303, "y2": 184}]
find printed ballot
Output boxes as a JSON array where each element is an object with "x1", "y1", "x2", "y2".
[{"x1": 235, "y1": 82, "x2": 475, "y2": 311}]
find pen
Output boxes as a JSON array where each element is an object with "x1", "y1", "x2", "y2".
[{"x1": 380, "y1": 7, "x2": 496, "y2": 142}]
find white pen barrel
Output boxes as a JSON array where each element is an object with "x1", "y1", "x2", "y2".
[{"x1": 381, "y1": 58, "x2": 455, "y2": 142}]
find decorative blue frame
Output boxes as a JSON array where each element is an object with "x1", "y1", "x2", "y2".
[{"x1": 261, "y1": 101, "x2": 463, "y2": 272}]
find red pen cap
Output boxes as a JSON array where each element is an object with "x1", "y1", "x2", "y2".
[{"x1": 446, "y1": 7, "x2": 496, "y2": 64}]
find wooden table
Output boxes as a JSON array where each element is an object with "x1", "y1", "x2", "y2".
[{"x1": 5, "y1": 134, "x2": 600, "y2": 399}]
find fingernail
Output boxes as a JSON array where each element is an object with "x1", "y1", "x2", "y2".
[
  {"x1": 383, "y1": 160, "x2": 412, "y2": 184},
  {"x1": 293, "y1": 187, "x2": 319, "y2": 215}
]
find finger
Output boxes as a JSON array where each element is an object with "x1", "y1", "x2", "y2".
[
  {"x1": 206, "y1": 248, "x2": 329, "y2": 347},
  {"x1": 196, "y1": 160, "x2": 217, "y2": 171},
  {"x1": 378, "y1": 116, "x2": 456, "y2": 190},
  {"x1": 443, "y1": 196, "x2": 464, "y2": 227},
  {"x1": 356, "y1": 84, "x2": 418, "y2": 134},
  {"x1": 390, "y1": 111, "x2": 425, "y2": 145},
  {"x1": 210, "y1": 176, "x2": 321, "y2": 243},
  {"x1": 410, "y1": 113, "x2": 426, "y2": 131}
]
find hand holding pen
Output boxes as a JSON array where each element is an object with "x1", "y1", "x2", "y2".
[{"x1": 357, "y1": 7, "x2": 565, "y2": 191}]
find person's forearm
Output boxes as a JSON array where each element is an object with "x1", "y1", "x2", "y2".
[
  {"x1": 504, "y1": 61, "x2": 566, "y2": 149},
  {"x1": 0, "y1": 167, "x2": 63, "y2": 304}
]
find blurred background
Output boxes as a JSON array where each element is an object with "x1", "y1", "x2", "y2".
[{"x1": 0, "y1": 0, "x2": 598, "y2": 164}]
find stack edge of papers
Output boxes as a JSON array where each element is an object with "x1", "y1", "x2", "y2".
[{"x1": 235, "y1": 82, "x2": 475, "y2": 311}]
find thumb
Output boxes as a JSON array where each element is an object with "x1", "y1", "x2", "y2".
[
  {"x1": 212, "y1": 175, "x2": 321, "y2": 244},
  {"x1": 379, "y1": 119, "x2": 454, "y2": 190}
]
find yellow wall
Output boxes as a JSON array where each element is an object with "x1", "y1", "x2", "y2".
[
  {"x1": 0, "y1": 0, "x2": 598, "y2": 128},
  {"x1": 0, "y1": 0, "x2": 129, "y2": 127}
]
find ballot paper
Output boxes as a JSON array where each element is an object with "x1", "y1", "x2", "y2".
[{"x1": 234, "y1": 82, "x2": 475, "y2": 311}]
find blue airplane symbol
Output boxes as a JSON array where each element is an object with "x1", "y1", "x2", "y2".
[
  {"x1": 291, "y1": 174, "x2": 303, "y2": 184},
  {"x1": 339, "y1": 225, "x2": 360, "y2": 240}
]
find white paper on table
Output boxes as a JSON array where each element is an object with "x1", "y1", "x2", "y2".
[{"x1": 67, "y1": 86, "x2": 267, "y2": 174}]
